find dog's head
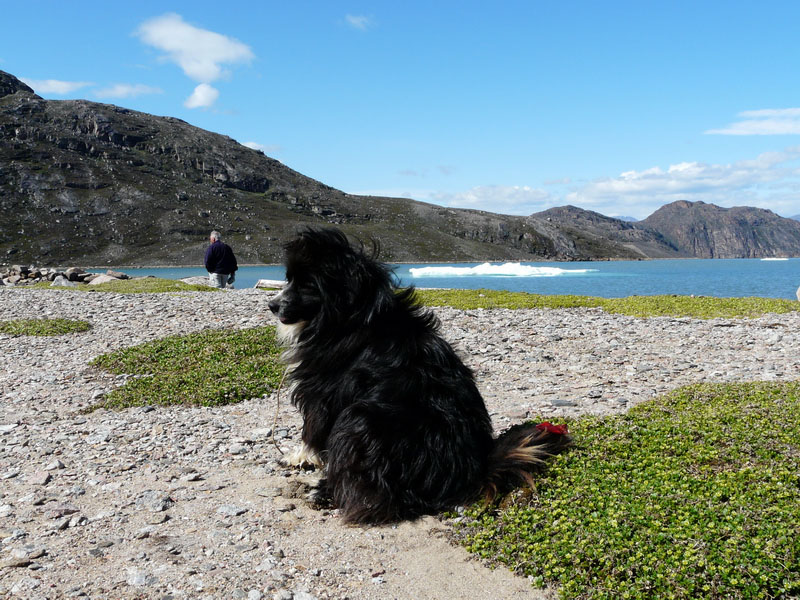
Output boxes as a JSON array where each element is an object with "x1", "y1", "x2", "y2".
[{"x1": 268, "y1": 227, "x2": 396, "y2": 334}]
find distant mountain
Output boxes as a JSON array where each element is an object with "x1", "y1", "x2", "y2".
[
  {"x1": 792, "y1": 214, "x2": 800, "y2": 222},
  {"x1": 2, "y1": 69, "x2": 800, "y2": 265},
  {"x1": 0, "y1": 69, "x2": 643, "y2": 265},
  {"x1": 640, "y1": 200, "x2": 800, "y2": 258},
  {"x1": 529, "y1": 206, "x2": 681, "y2": 258}
]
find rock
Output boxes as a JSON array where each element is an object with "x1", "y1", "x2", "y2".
[
  {"x1": 51, "y1": 275, "x2": 77, "y2": 288},
  {"x1": 217, "y1": 505, "x2": 248, "y2": 517},
  {"x1": 27, "y1": 471, "x2": 51, "y2": 486},
  {"x1": 255, "y1": 279, "x2": 285, "y2": 290},
  {"x1": 64, "y1": 267, "x2": 86, "y2": 282},
  {"x1": 88, "y1": 274, "x2": 119, "y2": 285},
  {"x1": 44, "y1": 503, "x2": 79, "y2": 518},
  {"x1": 147, "y1": 513, "x2": 169, "y2": 525},
  {"x1": 86, "y1": 428, "x2": 111, "y2": 444},
  {"x1": 181, "y1": 276, "x2": 214, "y2": 287},
  {"x1": 106, "y1": 269, "x2": 130, "y2": 279},
  {"x1": 135, "y1": 491, "x2": 173, "y2": 512},
  {"x1": 1, "y1": 557, "x2": 32, "y2": 568},
  {"x1": 1, "y1": 468, "x2": 20, "y2": 480},
  {"x1": 126, "y1": 569, "x2": 157, "y2": 586}
]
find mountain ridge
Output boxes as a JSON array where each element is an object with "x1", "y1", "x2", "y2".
[{"x1": 2, "y1": 69, "x2": 800, "y2": 265}]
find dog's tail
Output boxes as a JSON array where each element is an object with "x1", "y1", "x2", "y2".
[{"x1": 483, "y1": 421, "x2": 571, "y2": 501}]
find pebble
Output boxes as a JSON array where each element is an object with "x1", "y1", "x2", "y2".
[{"x1": 1, "y1": 287, "x2": 798, "y2": 599}]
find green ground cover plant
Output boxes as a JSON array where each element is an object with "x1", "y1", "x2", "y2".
[
  {"x1": 0, "y1": 318, "x2": 91, "y2": 336},
  {"x1": 81, "y1": 288, "x2": 798, "y2": 597},
  {"x1": 90, "y1": 327, "x2": 284, "y2": 408},
  {"x1": 416, "y1": 288, "x2": 800, "y2": 319},
  {"x1": 458, "y1": 382, "x2": 800, "y2": 599},
  {"x1": 33, "y1": 277, "x2": 217, "y2": 293}
]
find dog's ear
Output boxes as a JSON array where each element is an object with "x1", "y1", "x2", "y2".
[
  {"x1": 284, "y1": 227, "x2": 344, "y2": 279},
  {"x1": 284, "y1": 226, "x2": 398, "y2": 325}
]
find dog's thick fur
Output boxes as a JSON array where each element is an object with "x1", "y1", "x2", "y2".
[{"x1": 268, "y1": 227, "x2": 570, "y2": 525}]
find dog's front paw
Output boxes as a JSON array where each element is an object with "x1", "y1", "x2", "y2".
[
  {"x1": 306, "y1": 478, "x2": 333, "y2": 509},
  {"x1": 280, "y1": 443, "x2": 322, "y2": 470}
]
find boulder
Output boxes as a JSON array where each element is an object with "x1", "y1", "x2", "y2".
[
  {"x1": 51, "y1": 275, "x2": 78, "y2": 288},
  {"x1": 106, "y1": 269, "x2": 130, "y2": 279},
  {"x1": 255, "y1": 279, "x2": 285, "y2": 290},
  {"x1": 180, "y1": 276, "x2": 214, "y2": 287},
  {"x1": 88, "y1": 274, "x2": 119, "y2": 286},
  {"x1": 65, "y1": 267, "x2": 86, "y2": 282}
]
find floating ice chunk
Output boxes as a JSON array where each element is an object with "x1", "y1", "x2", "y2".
[{"x1": 409, "y1": 262, "x2": 598, "y2": 278}]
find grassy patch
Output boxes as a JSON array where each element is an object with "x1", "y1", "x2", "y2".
[
  {"x1": 457, "y1": 382, "x2": 800, "y2": 599},
  {"x1": 0, "y1": 318, "x2": 91, "y2": 336},
  {"x1": 90, "y1": 326, "x2": 284, "y2": 408},
  {"x1": 415, "y1": 288, "x2": 800, "y2": 319},
  {"x1": 32, "y1": 277, "x2": 218, "y2": 293}
]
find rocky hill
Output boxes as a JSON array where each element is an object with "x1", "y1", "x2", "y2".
[
  {"x1": 640, "y1": 200, "x2": 800, "y2": 258},
  {"x1": 528, "y1": 206, "x2": 683, "y2": 258},
  {"x1": 2, "y1": 69, "x2": 799, "y2": 265}
]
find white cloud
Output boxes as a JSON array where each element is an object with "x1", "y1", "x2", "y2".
[
  {"x1": 184, "y1": 83, "x2": 219, "y2": 109},
  {"x1": 242, "y1": 141, "x2": 281, "y2": 154},
  {"x1": 20, "y1": 78, "x2": 92, "y2": 95},
  {"x1": 565, "y1": 148, "x2": 800, "y2": 218},
  {"x1": 136, "y1": 13, "x2": 254, "y2": 83},
  {"x1": 413, "y1": 148, "x2": 800, "y2": 220},
  {"x1": 345, "y1": 14, "x2": 373, "y2": 31},
  {"x1": 706, "y1": 108, "x2": 800, "y2": 135},
  {"x1": 93, "y1": 83, "x2": 163, "y2": 99},
  {"x1": 398, "y1": 165, "x2": 457, "y2": 178},
  {"x1": 430, "y1": 185, "x2": 555, "y2": 215}
]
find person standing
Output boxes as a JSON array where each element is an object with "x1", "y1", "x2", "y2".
[{"x1": 204, "y1": 230, "x2": 238, "y2": 288}]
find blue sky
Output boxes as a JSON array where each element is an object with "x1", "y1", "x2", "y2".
[{"x1": 3, "y1": 1, "x2": 800, "y2": 219}]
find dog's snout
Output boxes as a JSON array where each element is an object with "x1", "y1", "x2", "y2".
[{"x1": 268, "y1": 299, "x2": 280, "y2": 314}]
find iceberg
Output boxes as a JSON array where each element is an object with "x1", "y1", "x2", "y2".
[{"x1": 409, "y1": 262, "x2": 598, "y2": 278}]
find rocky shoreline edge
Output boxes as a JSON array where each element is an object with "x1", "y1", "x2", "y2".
[
  {"x1": 1, "y1": 265, "x2": 134, "y2": 288},
  {"x1": 1, "y1": 287, "x2": 798, "y2": 599}
]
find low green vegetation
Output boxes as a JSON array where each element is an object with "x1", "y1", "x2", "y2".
[
  {"x1": 79, "y1": 287, "x2": 798, "y2": 597},
  {"x1": 34, "y1": 277, "x2": 217, "y2": 293},
  {"x1": 458, "y1": 382, "x2": 800, "y2": 599},
  {"x1": 90, "y1": 327, "x2": 284, "y2": 408},
  {"x1": 0, "y1": 318, "x2": 91, "y2": 336},
  {"x1": 415, "y1": 288, "x2": 800, "y2": 319}
]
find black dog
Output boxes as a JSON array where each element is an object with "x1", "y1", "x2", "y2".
[{"x1": 268, "y1": 227, "x2": 570, "y2": 524}]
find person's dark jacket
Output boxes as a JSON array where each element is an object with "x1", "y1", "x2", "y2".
[{"x1": 204, "y1": 240, "x2": 238, "y2": 274}]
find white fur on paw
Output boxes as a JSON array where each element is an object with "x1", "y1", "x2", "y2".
[{"x1": 282, "y1": 444, "x2": 322, "y2": 469}]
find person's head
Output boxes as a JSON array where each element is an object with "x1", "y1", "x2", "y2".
[{"x1": 210, "y1": 230, "x2": 221, "y2": 243}]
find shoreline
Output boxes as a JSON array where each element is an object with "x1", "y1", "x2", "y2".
[{"x1": 10, "y1": 254, "x2": 797, "y2": 271}]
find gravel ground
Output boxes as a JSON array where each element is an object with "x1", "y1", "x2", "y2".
[{"x1": 1, "y1": 287, "x2": 799, "y2": 599}]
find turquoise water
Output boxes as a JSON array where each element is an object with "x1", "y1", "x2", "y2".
[{"x1": 112, "y1": 258, "x2": 800, "y2": 300}]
